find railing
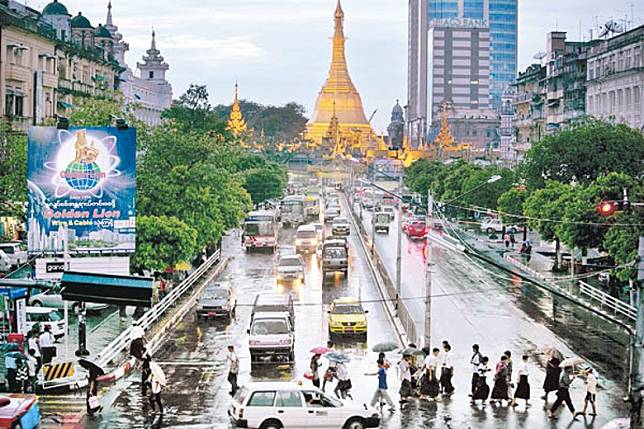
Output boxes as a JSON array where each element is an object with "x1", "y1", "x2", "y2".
[
  {"x1": 578, "y1": 280, "x2": 637, "y2": 322},
  {"x1": 96, "y1": 249, "x2": 221, "y2": 369}
]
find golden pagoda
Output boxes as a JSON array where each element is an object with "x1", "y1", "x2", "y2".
[
  {"x1": 227, "y1": 82, "x2": 247, "y2": 136},
  {"x1": 305, "y1": 0, "x2": 375, "y2": 148},
  {"x1": 435, "y1": 101, "x2": 455, "y2": 150}
]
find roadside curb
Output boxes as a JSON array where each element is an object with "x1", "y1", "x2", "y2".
[{"x1": 344, "y1": 196, "x2": 408, "y2": 347}]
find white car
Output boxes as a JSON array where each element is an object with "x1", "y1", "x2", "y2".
[
  {"x1": 0, "y1": 250, "x2": 11, "y2": 272},
  {"x1": 276, "y1": 254, "x2": 305, "y2": 283},
  {"x1": 25, "y1": 306, "x2": 66, "y2": 339},
  {"x1": 0, "y1": 243, "x2": 28, "y2": 267},
  {"x1": 480, "y1": 218, "x2": 518, "y2": 234},
  {"x1": 324, "y1": 207, "x2": 341, "y2": 223},
  {"x1": 229, "y1": 382, "x2": 380, "y2": 429},
  {"x1": 331, "y1": 217, "x2": 351, "y2": 236},
  {"x1": 29, "y1": 290, "x2": 109, "y2": 312}
]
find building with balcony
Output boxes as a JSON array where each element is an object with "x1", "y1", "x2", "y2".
[
  {"x1": 586, "y1": 25, "x2": 644, "y2": 131},
  {"x1": 0, "y1": 0, "x2": 122, "y2": 131},
  {"x1": 512, "y1": 63, "x2": 546, "y2": 149}
]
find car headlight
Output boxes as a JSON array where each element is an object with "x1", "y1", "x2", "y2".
[{"x1": 249, "y1": 340, "x2": 260, "y2": 346}]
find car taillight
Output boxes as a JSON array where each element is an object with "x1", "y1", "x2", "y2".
[{"x1": 239, "y1": 408, "x2": 244, "y2": 418}]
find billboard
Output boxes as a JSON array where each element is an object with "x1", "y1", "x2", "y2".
[{"x1": 27, "y1": 127, "x2": 136, "y2": 255}]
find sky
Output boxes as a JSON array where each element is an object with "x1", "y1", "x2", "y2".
[{"x1": 32, "y1": 0, "x2": 644, "y2": 132}]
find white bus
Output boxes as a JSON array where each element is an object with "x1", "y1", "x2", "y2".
[
  {"x1": 281, "y1": 195, "x2": 306, "y2": 227},
  {"x1": 243, "y1": 210, "x2": 278, "y2": 252}
]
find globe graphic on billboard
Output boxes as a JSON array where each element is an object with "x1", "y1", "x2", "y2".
[{"x1": 64, "y1": 160, "x2": 102, "y2": 191}]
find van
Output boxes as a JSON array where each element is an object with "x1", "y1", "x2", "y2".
[
  {"x1": 0, "y1": 243, "x2": 28, "y2": 267},
  {"x1": 372, "y1": 212, "x2": 391, "y2": 233},
  {"x1": 295, "y1": 225, "x2": 318, "y2": 253},
  {"x1": 251, "y1": 294, "x2": 295, "y2": 326},
  {"x1": 322, "y1": 241, "x2": 348, "y2": 278},
  {"x1": 26, "y1": 307, "x2": 66, "y2": 339},
  {"x1": 247, "y1": 312, "x2": 294, "y2": 363}
]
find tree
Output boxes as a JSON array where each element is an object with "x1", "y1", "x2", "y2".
[
  {"x1": 162, "y1": 84, "x2": 228, "y2": 134},
  {"x1": 460, "y1": 166, "x2": 514, "y2": 210},
  {"x1": 67, "y1": 92, "x2": 141, "y2": 128},
  {"x1": 243, "y1": 165, "x2": 288, "y2": 205},
  {"x1": 497, "y1": 187, "x2": 527, "y2": 226},
  {"x1": 524, "y1": 119, "x2": 644, "y2": 189},
  {"x1": 131, "y1": 215, "x2": 197, "y2": 274},
  {"x1": 523, "y1": 181, "x2": 574, "y2": 270},
  {"x1": 0, "y1": 123, "x2": 27, "y2": 216}
]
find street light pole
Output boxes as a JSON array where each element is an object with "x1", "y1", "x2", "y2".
[
  {"x1": 629, "y1": 236, "x2": 644, "y2": 429},
  {"x1": 395, "y1": 173, "x2": 403, "y2": 312},
  {"x1": 424, "y1": 190, "x2": 433, "y2": 349}
]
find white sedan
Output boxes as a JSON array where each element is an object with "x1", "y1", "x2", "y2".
[{"x1": 29, "y1": 290, "x2": 109, "y2": 312}]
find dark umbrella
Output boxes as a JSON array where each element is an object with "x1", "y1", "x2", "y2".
[
  {"x1": 5, "y1": 351, "x2": 26, "y2": 361},
  {"x1": 1, "y1": 343, "x2": 19, "y2": 352},
  {"x1": 398, "y1": 347, "x2": 424, "y2": 356},
  {"x1": 79, "y1": 359, "x2": 105, "y2": 377},
  {"x1": 372, "y1": 341, "x2": 399, "y2": 353}
]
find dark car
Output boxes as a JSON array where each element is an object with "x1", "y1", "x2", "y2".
[{"x1": 196, "y1": 283, "x2": 237, "y2": 320}]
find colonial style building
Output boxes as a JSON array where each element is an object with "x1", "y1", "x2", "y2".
[
  {"x1": 104, "y1": 2, "x2": 172, "y2": 126},
  {"x1": 0, "y1": 0, "x2": 172, "y2": 131},
  {"x1": 586, "y1": 25, "x2": 644, "y2": 130}
]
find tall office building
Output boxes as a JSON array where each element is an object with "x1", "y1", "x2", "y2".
[{"x1": 407, "y1": 0, "x2": 429, "y2": 147}]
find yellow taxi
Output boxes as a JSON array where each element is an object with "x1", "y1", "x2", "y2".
[{"x1": 327, "y1": 297, "x2": 368, "y2": 337}]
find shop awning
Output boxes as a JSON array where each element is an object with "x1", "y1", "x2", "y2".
[{"x1": 61, "y1": 272, "x2": 153, "y2": 307}]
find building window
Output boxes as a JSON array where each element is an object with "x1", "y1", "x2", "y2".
[
  {"x1": 635, "y1": 87, "x2": 641, "y2": 109},
  {"x1": 15, "y1": 95, "x2": 24, "y2": 117},
  {"x1": 626, "y1": 88, "x2": 632, "y2": 111},
  {"x1": 635, "y1": 48, "x2": 641, "y2": 68},
  {"x1": 149, "y1": 71, "x2": 154, "y2": 79},
  {"x1": 5, "y1": 94, "x2": 14, "y2": 117}
]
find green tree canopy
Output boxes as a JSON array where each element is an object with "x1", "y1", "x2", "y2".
[
  {"x1": 497, "y1": 187, "x2": 527, "y2": 225},
  {"x1": 524, "y1": 119, "x2": 644, "y2": 189},
  {"x1": 0, "y1": 122, "x2": 27, "y2": 216}
]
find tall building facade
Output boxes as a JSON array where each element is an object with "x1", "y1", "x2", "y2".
[
  {"x1": 407, "y1": 0, "x2": 428, "y2": 148},
  {"x1": 428, "y1": 21, "x2": 491, "y2": 119}
]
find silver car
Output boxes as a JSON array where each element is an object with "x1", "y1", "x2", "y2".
[
  {"x1": 29, "y1": 289, "x2": 109, "y2": 312},
  {"x1": 276, "y1": 254, "x2": 305, "y2": 283}
]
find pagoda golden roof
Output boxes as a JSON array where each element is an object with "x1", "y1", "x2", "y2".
[
  {"x1": 306, "y1": 0, "x2": 374, "y2": 146},
  {"x1": 227, "y1": 82, "x2": 247, "y2": 136}
]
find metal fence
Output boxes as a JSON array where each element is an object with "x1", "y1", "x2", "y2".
[
  {"x1": 578, "y1": 280, "x2": 637, "y2": 322},
  {"x1": 96, "y1": 249, "x2": 222, "y2": 369}
]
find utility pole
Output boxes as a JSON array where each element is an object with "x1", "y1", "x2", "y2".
[
  {"x1": 630, "y1": 236, "x2": 644, "y2": 428},
  {"x1": 395, "y1": 173, "x2": 403, "y2": 312},
  {"x1": 424, "y1": 190, "x2": 433, "y2": 349}
]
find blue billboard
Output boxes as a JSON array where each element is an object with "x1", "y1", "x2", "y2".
[{"x1": 27, "y1": 127, "x2": 136, "y2": 255}]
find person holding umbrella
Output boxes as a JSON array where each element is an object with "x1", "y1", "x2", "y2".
[
  {"x1": 148, "y1": 361, "x2": 166, "y2": 414},
  {"x1": 79, "y1": 359, "x2": 105, "y2": 415},
  {"x1": 548, "y1": 360, "x2": 580, "y2": 418},
  {"x1": 129, "y1": 325, "x2": 151, "y2": 396},
  {"x1": 310, "y1": 354, "x2": 321, "y2": 388}
]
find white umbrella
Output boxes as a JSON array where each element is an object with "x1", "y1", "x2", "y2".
[
  {"x1": 559, "y1": 356, "x2": 585, "y2": 368},
  {"x1": 130, "y1": 326, "x2": 145, "y2": 341},
  {"x1": 149, "y1": 361, "x2": 167, "y2": 386}
]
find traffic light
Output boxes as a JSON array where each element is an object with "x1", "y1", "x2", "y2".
[{"x1": 597, "y1": 199, "x2": 631, "y2": 216}]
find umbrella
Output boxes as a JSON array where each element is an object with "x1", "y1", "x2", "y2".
[
  {"x1": 559, "y1": 356, "x2": 585, "y2": 368},
  {"x1": 398, "y1": 347, "x2": 424, "y2": 356},
  {"x1": 4, "y1": 352, "x2": 25, "y2": 361},
  {"x1": 324, "y1": 352, "x2": 350, "y2": 363},
  {"x1": 540, "y1": 346, "x2": 563, "y2": 361},
  {"x1": 372, "y1": 341, "x2": 399, "y2": 353},
  {"x1": 310, "y1": 346, "x2": 332, "y2": 355},
  {"x1": 149, "y1": 361, "x2": 167, "y2": 386},
  {"x1": 1, "y1": 343, "x2": 19, "y2": 352},
  {"x1": 79, "y1": 359, "x2": 105, "y2": 377},
  {"x1": 130, "y1": 326, "x2": 145, "y2": 341}
]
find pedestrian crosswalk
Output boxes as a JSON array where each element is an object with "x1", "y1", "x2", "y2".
[{"x1": 38, "y1": 393, "x2": 86, "y2": 428}]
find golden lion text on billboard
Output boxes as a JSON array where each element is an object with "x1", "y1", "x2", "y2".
[{"x1": 27, "y1": 127, "x2": 136, "y2": 255}]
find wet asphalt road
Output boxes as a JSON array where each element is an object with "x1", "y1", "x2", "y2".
[{"x1": 72, "y1": 195, "x2": 629, "y2": 429}]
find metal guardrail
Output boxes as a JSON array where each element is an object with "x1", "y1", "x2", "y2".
[
  {"x1": 96, "y1": 249, "x2": 221, "y2": 369},
  {"x1": 579, "y1": 280, "x2": 637, "y2": 322}
]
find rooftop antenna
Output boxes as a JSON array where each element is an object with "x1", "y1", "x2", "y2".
[
  {"x1": 533, "y1": 51, "x2": 547, "y2": 66},
  {"x1": 599, "y1": 19, "x2": 624, "y2": 38}
]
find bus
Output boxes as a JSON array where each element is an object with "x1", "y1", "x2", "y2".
[
  {"x1": 304, "y1": 195, "x2": 320, "y2": 219},
  {"x1": 281, "y1": 195, "x2": 305, "y2": 227},
  {"x1": 243, "y1": 210, "x2": 278, "y2": 252}
]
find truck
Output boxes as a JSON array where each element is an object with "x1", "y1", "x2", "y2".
[
  {"x1": 247, "y1": 311, "x2": 295, "y2": 363},
  {"x1": 372, "y1": 212, "x2": 391, "y2": 233}
]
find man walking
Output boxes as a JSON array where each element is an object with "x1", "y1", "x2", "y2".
[
  {"x1": 548, "y1": 366, "x2": 576, "y2": 418},
  {"x1": 40, "y1": 326, "x2": 56, "y2": 365},
  {"x1": 366, "y1": 357, "x2": 395, "y2": 413},
  {"x1": 227, "y1": 345, "x2": 239, "y2": 396},
  {"x1": 440, "y1": 343, "x2": 454, "y2": 395},
  {"x1": 469, "y1": 344, "x2": 482, "y2": 397}
]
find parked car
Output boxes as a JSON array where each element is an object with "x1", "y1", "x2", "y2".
[
  {"x1": 324, "y1": 207, "x2": 341, "y2": 223},
  {"x1": 480, "y1": 218, "x2": 518, "y2": 234},
  {"x1": 247, "y1": 312, "x2": 295, "y2": 363},
  {"x1": 0, "y1": 394, "x2": 40, "y2": 429},
  {"x1": 0, "y1": 251, "x2": 11, "y2": 273},
  {"x1": 405, "y1": 220, "x2": 427, "y2": 240},
  {"x1": 196, "y1": 282, "x2": 237, "y2": 320},
  {"x1": 331, "y1": 217, "x2": 350, "y2": 236},
  {"x1": 28, "y1": 290, "x2": 109, "y2": 313},
  {"x1": 327, "y1": 297, "x2": 368, "y2": 337},
  {"x1": 251, "y1": 293, "x2": 295, "y2": 327},
  {"x1": 229, "y1": 382, "x2": 380, "y2": 429},
  {"x1": 0, "y1": 243, "x2": 27, "y2": 268},
  {"x1": 295, "y1": 225, "x2": 319, "y2": 254},
  {"x1": 276, "y1": 254, "x2": 305, "y2": 284},
  {"x1": 25, "y1": 307, "x2": 66, "y2": 339}
]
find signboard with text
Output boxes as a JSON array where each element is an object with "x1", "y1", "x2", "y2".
[{"x1": 27, "y1": 127, "x2": 136, "y2": 255}]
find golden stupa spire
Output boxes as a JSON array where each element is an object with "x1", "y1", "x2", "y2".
[
  {"x1": 227, "y1": 82, "x2": 247, "y2": 136},
  {"x1": 306, "y1": 0, "x2": 374, "y2": 147},
  {"x1": 435, "y1": 101, "x2": 454, "y2": 149}
]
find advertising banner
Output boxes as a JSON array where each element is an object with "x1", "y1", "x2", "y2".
[{"x1": 27, "y1": 127, "x2": 136, "y2": 255}]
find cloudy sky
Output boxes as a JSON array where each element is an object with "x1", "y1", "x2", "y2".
[{"x1": 34, "y1": 0, "x2": 643, "y2": 131}]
